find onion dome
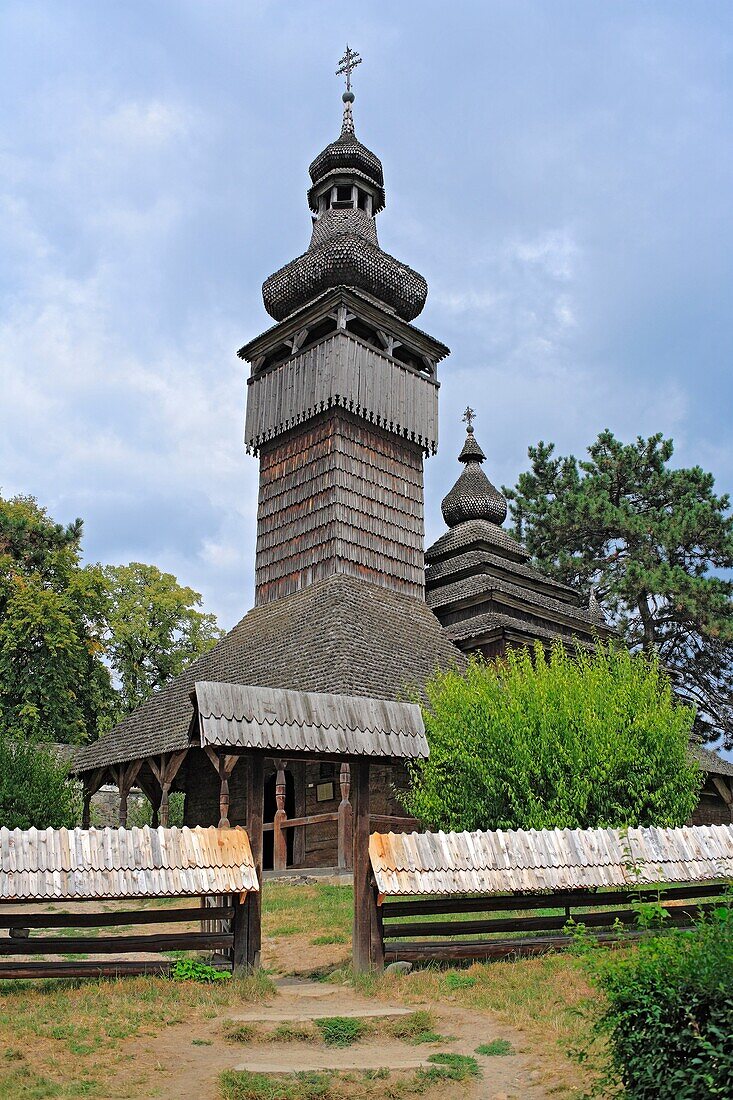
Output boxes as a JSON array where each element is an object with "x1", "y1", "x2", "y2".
[
  {"x1": 441, "y1": 419, "x2": 508, "y2": 528},
  {"x1": 262, "y1": 85, "x2": 427, "y2": 323},
  {"x1": 308, "y1": 100, "x2": 385, "y2": 213}
]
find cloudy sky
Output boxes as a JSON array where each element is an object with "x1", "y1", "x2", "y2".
[{"x1": 1, "y1": 0, "x2": 731, "y2": 629}]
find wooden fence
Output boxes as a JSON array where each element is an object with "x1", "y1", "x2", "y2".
[
  {"x1": 0, "y1": 894, "x2": 246, "y2": 980},
  {"x1": 377, "y1": 881, "x2": 729, "y2": 965}
]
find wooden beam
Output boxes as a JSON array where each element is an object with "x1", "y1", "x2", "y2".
[
  {"x1": 352, "y1": 761, "x2": 373, "y2": 972},
  {"x1": 245, "y1": 756, "x2": 264, "y2": 971},
  {"x1": 711, "y1": 775, "x2": 733, "y2": 809}
]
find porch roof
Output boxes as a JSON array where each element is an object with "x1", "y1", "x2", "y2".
[{"x1": 192, "y1": 681, "x2": 428, "y2": 761}]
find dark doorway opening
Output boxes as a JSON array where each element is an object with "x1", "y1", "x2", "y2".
[{"x1": 262, "y1": 768, "x2": 296, "y2": 869}]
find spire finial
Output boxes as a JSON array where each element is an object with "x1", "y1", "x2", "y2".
[
  {"x1": 336, "y1": 44, "x2": 362, "y2": 99},
  {"x1": 336, "y1": 45, "x2": 361, "y2": 136},
  {"x1": 462, "y1": 406, "x2": 476, "y2": 435}
]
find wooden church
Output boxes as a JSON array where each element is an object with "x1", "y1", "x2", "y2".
[{"x1": 75, "y1": 64, "x2": 725, "y2": 864}]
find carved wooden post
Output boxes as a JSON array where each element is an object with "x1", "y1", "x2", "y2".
[
  {"x1": 204, "y1": 749, "x2": 239, "y2": 828},
  {"x1": 82, "y1": 786, "x2": 92, "y2": 830},
  {"x1": 273, "y1": 761, "x2": 288, "y2": 872},
  {"x1": 352, "y1": 761, "x2": 372, "y2": 972},
  {"x1": 337, "y1": 762, "x2": 353, "y2": 870},
  {"x1": 146, "y1": 751, "x2": 187, "y2": 828}
]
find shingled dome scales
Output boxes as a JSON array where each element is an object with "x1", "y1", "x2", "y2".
[
  {"x1": 262, "y1": 70, "x2": 427, "y2": 323},
  {"x1": 441, "y1": 417, "x2": 508, "y2": 528}
]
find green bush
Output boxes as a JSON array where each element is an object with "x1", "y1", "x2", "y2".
[
  {"x1": 591, "y1": 909, "x2": 733, "y2": 1098},
  {"x1": 0, "y1": 734, "x2": 80, "y2": 829},
  {"x1": 404, "y1": 643, "x2": 700, "y2": 831},
  {"x1": 170, "y1": 958, "x2": 230, "y2": 983}
]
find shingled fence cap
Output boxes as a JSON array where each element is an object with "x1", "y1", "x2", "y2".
[
  {"x1": 191, "y1": 681, "x2": 428, "y2": 760},
  {"x1": 0, "y1": 825, "x2": 259, "y2": 903}
]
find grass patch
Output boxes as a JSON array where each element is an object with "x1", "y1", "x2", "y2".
[
  {"x1": 315, "y1": 1016, "x2": 367, "y2": 1047},
  {"x1": 192, "y1": 1037, "x2": 213, "y2": 1046},
  {"x1": 442, "y1": 972, "x2": 476, "y2": 991},
  {"x1": 310, "y1": 933, "x2": 348, "y2": 946},
  {"x1": 272, "y1": 1022, "x2": 314, "y2": 1042},
  {"x1": 426, "y1": 1052, "x2": 480, "y2": 1080},
  {"x1": 475, "y1": 1038, "x2": 515, "y2": 1056},
  {"x1": 219, "y1": 1062, "x2": 481, "y2": 1099},
  {"x1": 224, "y1": 1022, "x2": 258, "y2": 1043},
  {"x1": 385, "y1": 1011, "x2": 447, "y2": 1045}
]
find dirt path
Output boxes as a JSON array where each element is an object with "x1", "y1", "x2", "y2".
[{"x1": 107, "y1": 978, "x2": 553, "y2": 1100}]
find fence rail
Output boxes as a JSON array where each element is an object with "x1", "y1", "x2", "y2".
[
  {"x1": 377, "y1": 881, "x2": 730, "y2": 965},
  {"x1": 0, "y1": 894, "x2": 244, "y2": 980}
]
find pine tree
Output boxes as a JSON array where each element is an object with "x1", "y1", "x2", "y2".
[{"x1": 505, "y1": 431, "x2": 733, "y2": 745}]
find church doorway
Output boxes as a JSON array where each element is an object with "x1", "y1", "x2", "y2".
[{"x1": 263, "y1": 766, "x2": 295, "y2": 869}]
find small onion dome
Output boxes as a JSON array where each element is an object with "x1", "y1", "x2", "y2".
[
  {"x1": 307, "y1": 102, "x2": 386, "y2": 213},
  {"x1": 441, "y1": 426, "x2": 508, "y2": 528}
]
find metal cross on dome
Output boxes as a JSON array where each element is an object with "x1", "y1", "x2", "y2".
[
  {"x1": 463, "y1": 406, "x2": 476, "y2": 432},
  {"x1": 336, "y1": 45, "x2": 362, "y2": 93}
]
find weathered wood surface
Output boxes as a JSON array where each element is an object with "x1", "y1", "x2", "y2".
[
  {"x1": 379, "y1": 882, "x2": 727, "y2": 919},
  {"x1": 0, "y1": 960, "x2": 178, "y2": 980},
  {"x1": 244, "y1": 757, "x2": 264, "y2": 972},
  {"x1": 352, "y1": 762, "x2": 373, "y2": 972},
  {"x1": 0, "y1": 931, "x2": 233, "y2": 955},
  {"x1": 255, "y1": 409, "x2": 426, "y2": 605},
  {"x1": 383, "y1": 930, "x2": 652, "y2": 964},
  {"x1": 384, "y1": 901, "x2": 721, "y2": 941},
  {"x1": 0, "y1": 905, "x2": 233, "y2": 929}
]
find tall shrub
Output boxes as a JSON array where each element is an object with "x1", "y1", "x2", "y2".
[
  {"x1": 0, "y1": 735, "x2": 80, "y2": 829},
  {"x1": 591, "y1": 910, "x2": 733, "y2": 1098},
  {"x1": 404, "y1": 643, "x2": 700, "y2": 831}
]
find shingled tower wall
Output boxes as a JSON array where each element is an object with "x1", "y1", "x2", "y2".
[{"x1": 239, "y1": 89, "x2": 448, "y2": 606}]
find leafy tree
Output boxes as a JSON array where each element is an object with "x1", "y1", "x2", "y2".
[
  {"x1": 102, "y1": 562, "x2": 223, "y2": 715},
  {"x1": 403, "y1": 644, "x2": 700, "y2": 832},
  {"x1": 0, "y1": 495, "x2": 115, "y2": 743},
  {"x1": 0, "y1": 735, "x2": 80, "y2": 829},
  {"x1": 504, "y1": 431, "x2": 733, "y2": 745}
]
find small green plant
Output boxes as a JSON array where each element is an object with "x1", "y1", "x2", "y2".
[
  {"x1": 443, "y1": 971, "x2": 476, "y2": 990},
  {"x1": 315, "y1": 1016, "x2": 368, "y2": 1047},
  {"x1": 387, "y1": 1011, "x2": 446, "y2": 1044},
  {"x1": 562, "y1": 918, "x2": 597, "y2": 956},
  {"x1": 191, "y1": 1037, "x2": 212, "y2": 1046},
  {"x1": 272, "y1": 1023, "x2": 314, "y2": 1042},
  {"x1": 171, "y1": 958, "x2": 230, "y2": 983},
  {"x1": 631, "y1": 899, "x2": 670, "y2": 931},
  {"x1": 426, "y1": 1052, "x2": 481, "y2": 1080},
  {"x1": 223, "y1": 1022, "x2": 256, "y2": 1043},
  {"x1": 475, "y1": 1039, "x2": 515, "y2": 1056}
]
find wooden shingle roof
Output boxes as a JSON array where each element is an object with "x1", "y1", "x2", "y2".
[
  {"x1": 73, "y1": 575, "x2": 463, "y2": 774},
  {"x1": 193, "y1": 682, "x2": 428, "y2": 760}
]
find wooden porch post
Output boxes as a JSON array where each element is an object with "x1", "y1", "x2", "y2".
[
  {"x1": 337, "y1": 763, "x2": 353, "y2": 870},
  {"x1": 81, "y1": 768, "x2": 106, "y2": 829},
  {"x1": 273, "y1": 761, "x2": 288, "y2": 872},
  {"x1": 148, "y1": 751, "x2": 188, "y2": 828},
  {"x1": 352, "y1": 761, "x2": 373, "y2": 972},
  {"x1": 204, "y1": 749, "x2": 239, "y2": 828},
  {"x1": 245, "y1": 755, "x2": 264, "y2": 970},
  {"x1": 113, "y1": 761, "x2": 142, "y2": 827}
]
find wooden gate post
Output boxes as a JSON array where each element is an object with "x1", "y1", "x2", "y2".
[
  {"x1": 352, "y1": 761, "x2": 373, "y2": 972},
  {"x1": 273, "y1": 761, "x2": 288, "y2": 872},
  {"x1": 337, "y1": 763, "x2": 353, "y2": 870},
  {"x1": 245, "y1": 755, "x2": 264, "y2": 970}
]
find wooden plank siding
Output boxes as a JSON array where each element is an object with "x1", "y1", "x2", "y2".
[{"x1": 255, "y1": 409, "x2": 426, "y2": 605}]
